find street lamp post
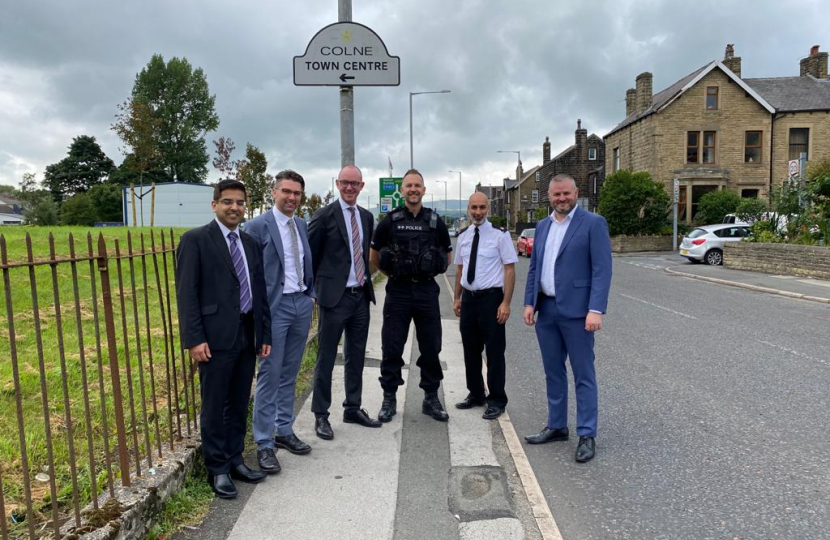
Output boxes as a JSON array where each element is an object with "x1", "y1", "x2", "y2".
[
  {"x1": 435, "y1": 180, "x2": 447, "y2": 217},
  {"x1": 449, "y1": 170, "x2": 462, "y2": 218},
  {"x1": 409, "y1": 90, "x2": 451, "y2": 169},
  {"x1": 496, "y1": 150, "x2": 521, "y2": 228}
]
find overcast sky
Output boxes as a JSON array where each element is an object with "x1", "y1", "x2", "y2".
[{"x1": 1, "y1": 0, "x2": 828, "y2": 207}]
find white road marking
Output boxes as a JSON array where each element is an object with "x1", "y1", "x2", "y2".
[
  {"x1": 440, "y1": 272, "x2": 564, "y2": 540},
  {"x1": 624, "y1": 261, "x2": 664, "y2": 271},
  {"x1": 619, "y1": 293, "x2": 697, "y2": 319},
  {"x1": 798, "y1": 279, "x2": 830, "y2": 288},
  {"x1": 758, "y1": 340, "x2": 825, "y2": 364}
]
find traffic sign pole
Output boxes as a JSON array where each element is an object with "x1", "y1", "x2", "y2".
[
  {"x1": 339, "y1": 0, "x2": 354, "y2": 167},
  {"x1": 672, "y1": 178, "x2": 679, "y2": 251}
]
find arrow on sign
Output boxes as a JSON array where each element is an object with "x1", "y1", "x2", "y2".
[{"x1": 339, "y1": 73, "x2": 355, "y2": 83}]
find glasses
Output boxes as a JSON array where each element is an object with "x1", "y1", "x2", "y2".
[
  {"x1": 219, "y1": 199, "x2": 246, "y2": 207},
  {"x1": 338, "y1": 180, "x2": 363, "y2": 188}
]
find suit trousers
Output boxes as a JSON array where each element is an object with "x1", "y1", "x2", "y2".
[
  {"x1": 460, "y1": 288, "x2": 508, "y2": 408},
  {"x1": 198, "y1": 315, "x2": 256, "y2": 476},
  {"x1": 311, "y1": 288, "x2": 371, "y2": 417},
  {"x1": 379, "y1": 278, "x2": 444, "y2": 394},
  {"x1": 253, "y1": 292, "x2": 314, "y2": 448},
  {"x1": 535, "y1": 294, "x2": 598, "y2": 438}
]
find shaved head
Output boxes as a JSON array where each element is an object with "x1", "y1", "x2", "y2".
[{"x1": 468, "y1": 191, "x2": 489, "y2": 225}]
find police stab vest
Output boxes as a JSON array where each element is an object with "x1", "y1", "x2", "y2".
[{"x1": 381, "y1": 207, "x2": 448, "y2": 278}]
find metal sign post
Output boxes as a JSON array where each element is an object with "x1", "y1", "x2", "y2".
[{"x1": 672, "y1": 178, "x2": 679, "y2": 251}]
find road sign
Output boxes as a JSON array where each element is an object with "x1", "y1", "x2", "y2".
[
  {"x1": 379, "y1": 177, "x2": 403, "y2": 212},
  {"x1": 294, "y1": 22, "x2": 400, "y2": 87},
  {"x1": 789, "y1": 159, "x2": 800, "y2": 177},
  {"x1": 673, "y1": 178, "x2": 679, "y2": 200}
]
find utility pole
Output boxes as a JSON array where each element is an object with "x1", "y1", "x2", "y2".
[
  {"x1": 672, "y1": 178, "x2": 679, "y2": 251},
  {"x1": 339, "y1": 0, "x2": 354, "y2": 167}
]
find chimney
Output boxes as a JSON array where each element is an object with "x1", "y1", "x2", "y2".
[
  {"x1": 722, "y1": 43, "x2": 742, "y2": 78},
  {"x1": 625, "y1": 88, "x2": 636, "y2": 116},
  {"x1": 800, "y1": 45, "x2": 828, "y2": 78},
  {"x1": 543, "y1": 136, "x2": 551, "y2": 164},
  {"x1": 516, "y1": 160, "x2": 523, "y2": 182},
  {"x1": 575, "y1": 119, "x2": 588, "y2": 154},
  {"x1": 635, "y1": 72, "x2": 653, "y2": 113}
]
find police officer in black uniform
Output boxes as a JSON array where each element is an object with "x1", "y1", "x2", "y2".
[{"x1": 369, "y1": 169, "x2": 453, "y2": 422}]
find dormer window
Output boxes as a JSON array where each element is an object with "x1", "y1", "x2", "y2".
[{"x1": 706, "y1": 86, "x2": 719, "y2": 110}]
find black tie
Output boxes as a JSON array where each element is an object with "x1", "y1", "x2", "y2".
[{"x1": 467, "y1": 226, "x2": 479, "y2": 284}]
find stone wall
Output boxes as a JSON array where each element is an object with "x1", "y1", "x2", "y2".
[
  {"x1": 724, "y1": 242, "x2": 830, "y2": 279},
  {"x1": 610, "y1": 235, "x2": 676, "y2": 253}
]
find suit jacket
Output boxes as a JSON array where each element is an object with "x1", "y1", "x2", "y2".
[
  {"x1": 243, "y1": 208, "x2": 316, "y2": 314},
  {"x1": 176, "y1": 220, "x2": 271, "y2": 351},
  {"x1": 308, "y1": 200, "x2": 376, "y2": 308},
  {"x1": 524, "y1": 207, "x2": 612, "y2": 318}
]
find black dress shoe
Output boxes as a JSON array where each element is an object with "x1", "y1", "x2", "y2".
[
  {"x1": 524, "y1": 427, "x2": 569, "y2": 444},
  {"x1": 482, "y1": 405, "x2": 505, "y2": 420},
  {"x1": 315, "y1": 416, "x2": 334, "y2": 440},
  {"x1": 378, "y1": 392, "x2": 397, "y2": 423},
  {"x1": 455, "y1": 395, "x2": 486, "y2": 409},
  {"x1": 422, "y1": 394, "x2": 449, "y2": 421},
  {"x1": 257, "y1": 448, "x2": 281, "y2": 474},
  {"x1": 230, "y1": 462, "x2": 267, "y2": 483},
  {"x1": 344, "y1": 408, "x2": 382, "y2": 428},
  {"x1": 575, "y1": 436, "x2": 596, "y2": 463},
  {"x1": 274, "y1": 433, "x2": 312, "y2": 455},
  {"x1": 209, "y1": 473, "x2": 238, "y2": 499}
]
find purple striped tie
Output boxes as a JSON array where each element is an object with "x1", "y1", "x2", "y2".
[
  {"x1": 348, "y1": 207, "x2": 365, "y2": 284},
  {"x1": 228, "y1": 232, "x2": 252, "y2": 313}
]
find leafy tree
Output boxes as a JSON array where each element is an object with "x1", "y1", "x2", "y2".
[
  {"x1": 0, "y1": 184, "x2": 19, "y2": 198},
  {"x1": 60, "y1": 192, "x2": 96, "y2": 226},
  {"x1": 43, "y1": 135, "x2": 115, "y2": 201},
  {"x1": 303, "y1": 193, "x2": 323, "y2": 218},
  {"x1": 534, "y1": 207, "x2": 549, "y2": 222},
  {"x1": 735, "y1": 197, "x2": 767, "y2": 223},
  {"x1": 597, "y1": 170, "x2": 669, "y2": 235},
  {"x1": 88, "y1": 183, "x2": 124, "y2": 222},
  {"x1": 130, "y1": 54, "x2": 219, "y2": 183},
  {"x1": 695, "y1": 189, "x2": 741, "y2": 225},
  {"x1": 238, "y1": 144, "x2": 272, "y2": 218},
  {"x1": 19, "y1": 173, "x2": 59, "y2": 225},
  {"x1": 212, "y1": 136, "x2": 238, "y2": 180},
  {"x1": 323, "y1": 190, "x2": 335, "y2": 206},
  {"x1": 108, "y1": 156, "x2": 170, "y2": 187},
  {"x1": 112, "y1": 98, "x2": 163, "y2": 189}
]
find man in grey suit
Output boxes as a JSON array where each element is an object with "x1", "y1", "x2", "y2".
[
  {"x1": 245, "y1": 170, "x2": 316, "y2": 474},
  {"x1": 308, "y1": 165, "x2": 379, "y2": 440}
]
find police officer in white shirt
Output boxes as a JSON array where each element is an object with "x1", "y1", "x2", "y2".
[{"x1": 452, "y1": 192, "x2": 518, "y2": 419}]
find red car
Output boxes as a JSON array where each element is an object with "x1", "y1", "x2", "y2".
[{"x1": 517, "y1": 228, "x2": 535, "y2": 257}]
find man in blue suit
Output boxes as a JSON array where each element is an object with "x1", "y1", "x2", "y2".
[
  {"x1": 523, "y1": 174, "x2": 612, "y2": 463},
  {"x1": 245, "y1": 170, "x2": 316, "y2": 473}
]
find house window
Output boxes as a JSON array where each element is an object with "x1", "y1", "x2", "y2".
[
  {"x1": 535, "y1": 171, "x2": 540, "y2": 182},
  {"x1": 741, "y1": 189, "x2": 759, "y2": 198},
  {"x1": 687, "y1": 132, "x2": 699, "y2": 163},
  {"x1": 702, "y1": 131, "x2": 716, "y2": 163},
  {"x1": 706, "y1": 86, "x2": 719, "y2": 110},
  {"x1": 588, "y1": 148, "x2": 597, "y2": 161},
  {"x1": 744, "y1": 131, "x2": 762, "y2": 163},
  {"x1": 789, "y1": 128, "x2": 809, "y2": 160},
  {"x1": 592, "y1": 174, "x2": 597, "y2": 194},
  {"x1": 613, "y1": 147, "x2": 620, "y2": 172},
  {"x1": 531, "y1": 189, "x2": 539, "y2": 203}
]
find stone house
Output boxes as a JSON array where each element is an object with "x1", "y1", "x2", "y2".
[
  {"x1": 504, "y1": 164, "x2": 540, "y2": 228},
  {"x1": 475, "y1": 183, "x2": 505, "y2": 222},
  {"x1": 604, "y1": 44, "x2": 830, "y2": 223}
]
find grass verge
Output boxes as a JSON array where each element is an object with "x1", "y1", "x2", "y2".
[{"x1": 144, "y1": 460, "x2": 213, "y2": 540}]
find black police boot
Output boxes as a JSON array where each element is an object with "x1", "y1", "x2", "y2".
[
  {"x1": 378, "y1": 391, "x2": 397, "y2": 423},
  {"x1": 422, "y1": 392, "x2": 449, "y2": 422}
]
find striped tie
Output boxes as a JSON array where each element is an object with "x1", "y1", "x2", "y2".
[
  {"x1": 348, "y1": 207, "x2": 365, "y2": 285},
  {"x1": 227, "y1": 232, "x2": 252, "y2": 313},
  {"x1": 287, "y1": 218, "x2": 304, "y2": 288}
]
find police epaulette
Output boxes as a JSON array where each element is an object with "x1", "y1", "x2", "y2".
[
  {"x1": 429, "y1": 210, "x2": 438, "y2": 229},
  {"x1": 390, "y1": 207, "x2": 405, "y2": 221}
]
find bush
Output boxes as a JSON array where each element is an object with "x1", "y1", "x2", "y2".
[
  {"x1": 695, "y1": 189, "x2": 741, "y2": 225},
  {"x1": 60, "y1": 192, "x2": 96, "y2": 226},
  {"x1": 88, "y1": 184, "x2": 123, "y2": 222},
  {"x1": 597, "y1": 170, "x2": 670, "y2": 235},
  {"x1": 24, "y1": 194, "x2": 60, "y2": 225},
  {"x1": 735, "y1": 197, "x2": 767, "y2": 223}
]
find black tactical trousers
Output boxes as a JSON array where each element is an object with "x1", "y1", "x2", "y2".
[{"x1": 379, "y1": 277, "x2": 444, "y2": 394}]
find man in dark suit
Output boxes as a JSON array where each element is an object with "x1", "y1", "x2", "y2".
[
  {"x1": 523, "y1": 174, "x2": 612, "y2": 463},
  {"x1": 176, "y1": 179, "x2": 272, "y2": 499},
  {"x1": 308, "y1": 165, "x2": 380, "y2": 440},
  {"x1": 245, "y1": 170, "x2": 316, "y2": 473}
]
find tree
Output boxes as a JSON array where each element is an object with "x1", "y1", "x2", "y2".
[
  {"x1": 323, "y1": 189, "x2": 335, "y2": 206},
  {"x1": 212, "y1": 136, "x2": 238, "y2": 180},
  {"x1": 60, "y1": 192, "x2": 96, "y2": 226},
  {"x1": 0, "y1": 185, "x2": 19, "y2": 198},
  {"x1": 130, "y1": 54, "x2": 219, "y2": 183},
  {"x1": 597, "y1": 170, "x2": 670, "y2": 235},
  {"x1": 112, "y1": 98, "x2": 165, "y2": 185},
  {"x1": 695, "y1": 189, "x2": 742, "y2": 225},
  {"x1": 19, "y1": 173, "x2": 59, "y2": 225},
  {"x1": 43, "y1": 135, "x2": 115, "y2": 201},
  {"x1": 303, "y1": 193, "x2": 323, "y2": 218},
  {"x1": 735, "y1": 197, "x2": 767, "y2": 223},
  {"x1": 88, "y1": 184, "x2": 124, "y2": 222},
  {"x1": 534, "y1": 207, "x2": 549, "y2": 222},
  {"x1": 238, "y1": 144, "x2": 272, "y2": 218}
]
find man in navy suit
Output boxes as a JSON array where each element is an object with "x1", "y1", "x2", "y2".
[
  {"x1": 245, "y1": 170, "x2": 316, "y2": 473},
  {"x1": 522, "y1": 174, "x2": 612, "y2": 463}
]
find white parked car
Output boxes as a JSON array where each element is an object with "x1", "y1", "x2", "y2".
[{"x1": 679, "y1": 223, "x2": 751, "y2": 265}]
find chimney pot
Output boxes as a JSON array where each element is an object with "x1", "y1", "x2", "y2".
[
  {"x1": 635, "y1": 72, "x2": 653, "y2": 113},
  {"x1": 625, "y1": 88, "x2": 636, "y2": 116},
  {"x1": 811, "y1": 45, "x2": 820, "y2": 57},
  {"x1": 543, "y1": 136, "x2": 551, "y2": 164}
]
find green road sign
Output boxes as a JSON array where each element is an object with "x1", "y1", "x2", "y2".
[{"x1": 379, "y1": 177, "x2": 403, "y2": 213}]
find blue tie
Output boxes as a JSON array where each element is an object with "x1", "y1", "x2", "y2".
[{"x1": 228, "y1": 232, "x2": 252, "y2": 314}]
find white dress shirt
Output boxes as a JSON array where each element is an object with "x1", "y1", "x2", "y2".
[
  {"x1": 339, "y1": 197, "x2": 364, "y2": 288},
  {"x1": 272, "y1": 206, "x2": 306, "y2": 294},
  {"x1": 540, "y1": 207, "x2": 576, "y2": 297},
  {"x1": 454, "y1": 220, "x2": 518, "y2": 291},
  {"x1": 215, "y1": 218, "x2": 252, "y2": 304}
]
